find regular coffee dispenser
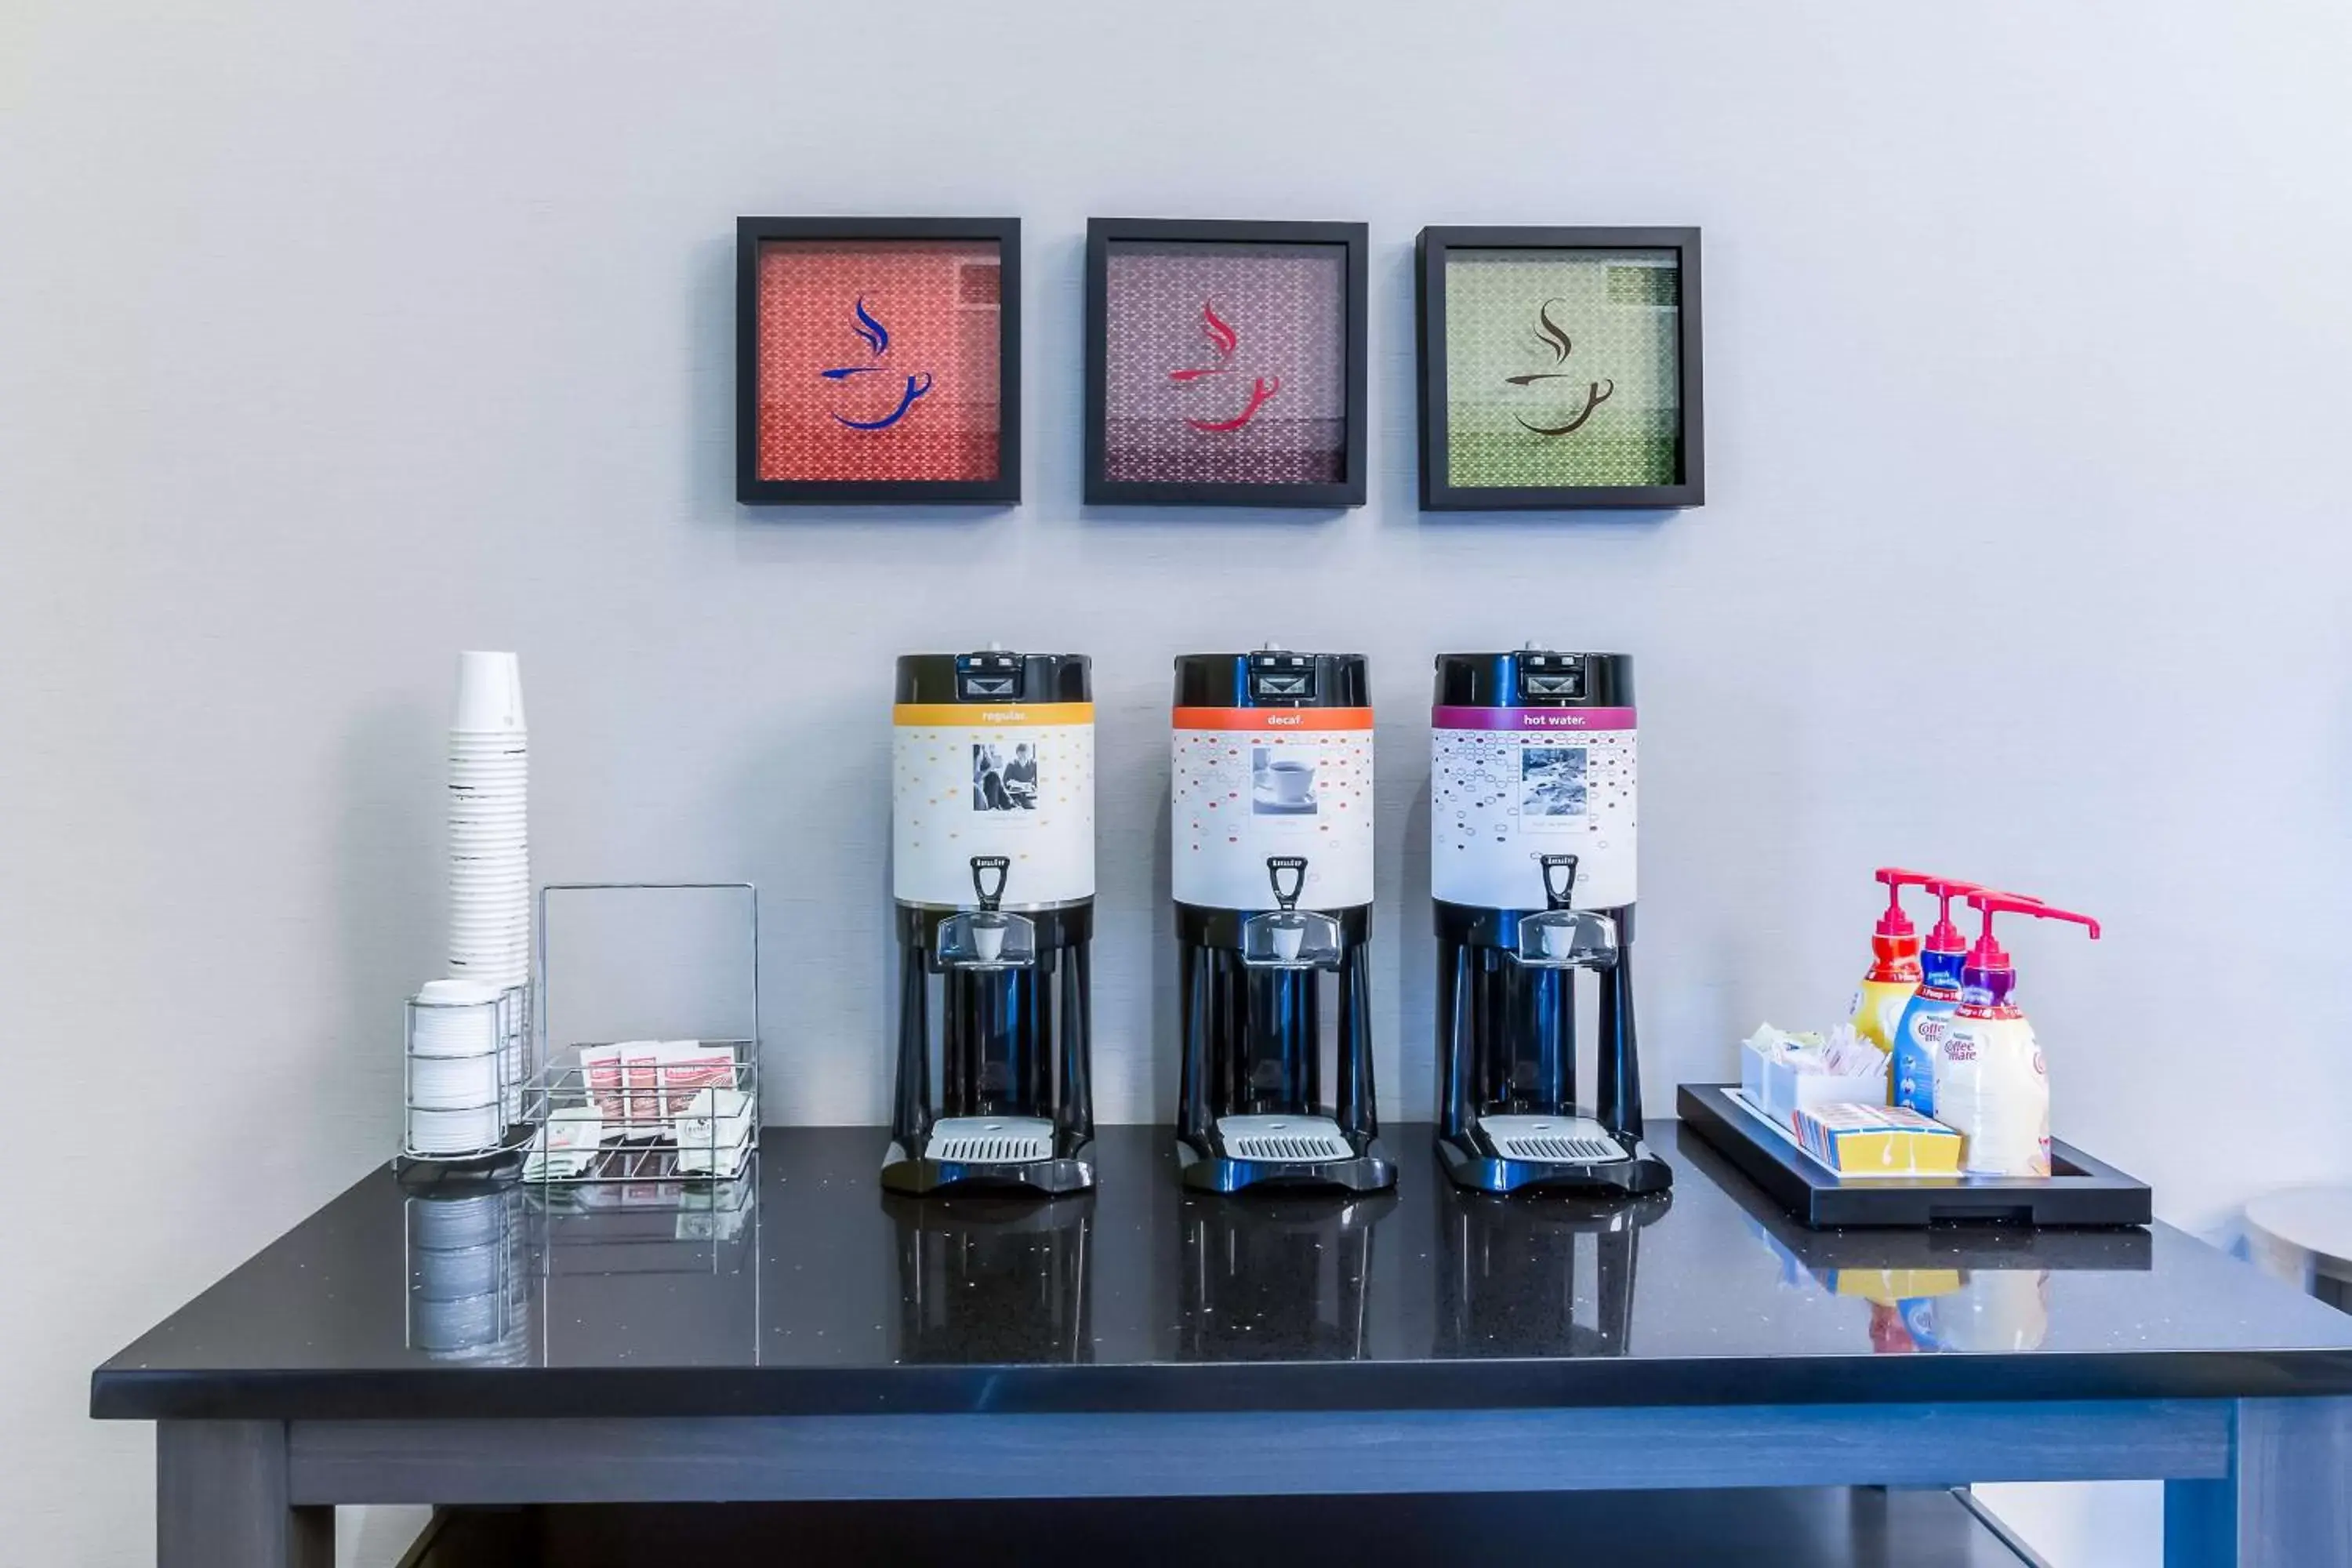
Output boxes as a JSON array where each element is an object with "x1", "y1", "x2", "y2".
[{"x1": 883, "y1": 649, "x2": 1097, "y2": 1196}]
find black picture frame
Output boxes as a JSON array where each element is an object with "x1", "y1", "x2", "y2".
[
  {"x1": 1084, "y1": 218, "x2": 1369, "y2": 509},
  {"x1": 736, "y1": 216, "x2": 1021, "y2": 506},
  {"x1": 1416, "y1": 226, "x2": 1704, "y2": 511}
]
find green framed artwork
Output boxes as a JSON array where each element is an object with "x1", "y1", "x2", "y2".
[{"x1": 1416, "y1": 227, "x2": 1703, "y2": 510}]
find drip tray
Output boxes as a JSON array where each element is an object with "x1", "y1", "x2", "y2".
[
  {"x1": 1217, "y1": 1114, "x2": 1352, "y2": 1164},
  {"x1": 1477, "y1": 1114, "x2": 1626, "y2": 1165},
  {"x1": 924, "y1": 1116, "x2": 1055, "y2": 1165}
]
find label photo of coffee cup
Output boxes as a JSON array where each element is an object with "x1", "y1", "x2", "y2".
[{"x1": 1253, "y1": 748, "x2": 1319, "y2": 815}]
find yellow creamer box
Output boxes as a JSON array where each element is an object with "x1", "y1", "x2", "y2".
[
  {"x1": 1831, "y1": 1267, "x2": 1964, "y2": 1305},
  {"x1": 1794, "y1": 1102, "x2": 1963, "y2": 1174}
]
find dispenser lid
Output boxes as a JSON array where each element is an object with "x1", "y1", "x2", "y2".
[
  {"x1": 897, "y1": 651, "x2": 1091, "y2": 705},
  {"x1": 1174, "y1": 650, "x2": 1370, "y2": 709},
  {"x1": 1432, "y1": 649, "x2": 1633, "y2": 708}
]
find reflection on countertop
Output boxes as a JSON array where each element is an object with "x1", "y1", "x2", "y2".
[
  {"x1": 887, "y1": 1192, "x2": 1091, "y2": 1365},
  {"x1": 1435, "y1": 1184, "x2": 1667, "y2": 1359},
  {"x1": 1176, "y1": 1190, "x2": 1394, "y2": 1363},
  {"x1": 1679, "y1": 1120, "x2": 2153, "y2": 1355}
]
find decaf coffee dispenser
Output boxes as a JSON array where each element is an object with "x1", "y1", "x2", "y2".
[
  {"x1": 1171, "y1": 650, "x2": 1393, "y2": 1193},
  {"x1": 883, "y1": 650, "x2": 1096, "y2": 1196},
  {"x1": 1431, "y1": 648, "x2": 1671, "y2": 1196}
]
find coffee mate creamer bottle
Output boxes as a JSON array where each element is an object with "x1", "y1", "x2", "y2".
[
  {"x1": 1890, "y1": 877, "x2": 1980, "y2": 1116},
  {"x1": 1934, "y1": 892, "x2": 2102, "y2": 1178}
]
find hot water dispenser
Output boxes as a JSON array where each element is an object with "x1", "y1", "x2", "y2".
[
  {"x1": 882, "y1": 649, "x2": 1096, "y2": 1196},
  {"x1": 1431, "y1": 648, "x2": 1671, "y2": 1196},
  {"x1": 1171, "y1": 649, "x2": 1392, "y2": 1193}
]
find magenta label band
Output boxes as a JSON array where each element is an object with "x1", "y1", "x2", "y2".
[{"x1": 1432, "y1": 705, "x2": 1637, "y2": 731}]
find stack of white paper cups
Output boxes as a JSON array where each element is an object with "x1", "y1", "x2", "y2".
[{"x1": 448, "y1": 652, "x2": 529, "y2": 1118}]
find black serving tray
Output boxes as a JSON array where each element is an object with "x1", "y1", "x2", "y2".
[{"x1": 1676, "y1": 1083, "x2": 2152, "y2": 1229}]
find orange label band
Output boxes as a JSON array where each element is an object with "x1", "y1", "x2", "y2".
[
  {"x1": 1171, "y1": 706, "x2": 1374, "y2": 732},
  {"x1": 894, "y1": 702, "x2": 1094, "y2": 728}
]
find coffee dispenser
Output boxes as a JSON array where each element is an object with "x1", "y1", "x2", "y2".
[
  {"x1": 1431, "y1": 649, "x2": 1671, "y2": 1196},
  {"x1": 883, "y1": 650, "x2": 1095, "y2": 1196},
  {"x1": 1172, "y1": 650, "x2": 1392, "y2": 1193}
]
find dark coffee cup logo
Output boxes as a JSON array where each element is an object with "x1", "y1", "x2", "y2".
[
  {"x1": 820, "y1": 298, "x2": 934, "y2": 431},
  {"x1": 1506, "y1": 299, "x2": 1612, "y2": 437}
]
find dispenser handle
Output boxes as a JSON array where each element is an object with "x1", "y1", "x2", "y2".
[
  {"x1": 1967, "y1": 891, "x2": 2100, "y2": 940},
  {"x1": 1266, "y1": 856, "x2": 1308, "y2": 911},
  {"x1": 970, "y1": 855, "x2": 1011, "y2": 913},
  {"x1": 1541, "y1": 853, "x2": 1580, "y2": 912}
]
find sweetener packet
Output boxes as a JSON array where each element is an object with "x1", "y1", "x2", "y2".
[
  {"x1": 522, "y1": 1106, "x2": 608, "y2": 1181},
  {"x1": 578, "y1": 1043, "x2": 635, "y2": 1125},
  {"x1": 655, "y1": 1042, "x2": 738, "y2": 1121}
]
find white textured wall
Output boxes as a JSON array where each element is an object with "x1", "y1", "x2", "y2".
[{"x1": 5, "y1": 2, "x2": 2349, "y2": 1562}]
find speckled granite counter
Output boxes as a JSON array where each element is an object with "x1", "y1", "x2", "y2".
[{"x1": 94, "y1": 1124, "x2": 2352, "y2": 1566}]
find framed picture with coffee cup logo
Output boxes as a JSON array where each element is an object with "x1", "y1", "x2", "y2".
[
  {"x1": 1084, "y1": 218, "x2": 1369, "y2": 509},
  {"x1": 1417, "y1": 226, "x2": 1704, "y2": 510},
  {"x1": 736, "y1": 216, "x2": 1020, "y2": 505}
]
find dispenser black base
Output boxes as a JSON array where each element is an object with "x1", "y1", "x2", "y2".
[
  {"x1": 1435, "y1": 1123, "x2": 1675, "y2": 1197},
  {"x1": 1177, "y1": 1125, "x2": 1396, "y2": 1196},
  {"x1": 880, "y1": 1134, "x2": 1097, "y2": 1198},
  {"x1": 1175, "y1": 902, "x2": 1396, "y2": 1197}
]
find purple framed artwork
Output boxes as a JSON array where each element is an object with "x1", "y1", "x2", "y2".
[{"x1": 1085, "y1": 220, "x2": 1367, "y2": 508}]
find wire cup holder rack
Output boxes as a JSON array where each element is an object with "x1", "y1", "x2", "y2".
[{"x1": 401, "y1": 982, "x2": 535, "y2": 1167}]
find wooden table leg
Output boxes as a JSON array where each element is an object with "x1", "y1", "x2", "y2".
[
  {"x1": 2165, "y1": 1397, "x2": 2352, "y2": 1567},
  {"x1": 158, "y1": 1421, "x2": 332, "y2": 1568}
]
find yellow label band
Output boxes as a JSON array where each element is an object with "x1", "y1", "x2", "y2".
[{"x1": 893, "y1": 702, "x2": 1094, "y2": 728}]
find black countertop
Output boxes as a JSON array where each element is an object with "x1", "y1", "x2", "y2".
[{"x1": 92, "y1": 1123, "x2": 2352, "y2": 1421}]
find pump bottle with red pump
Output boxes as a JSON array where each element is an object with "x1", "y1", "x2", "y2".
[
  {"x1": 1850, "y1": 868, "x2": 1933, "y2": 1054},
  {"x1": 1936, "y1": 892, "x2": 2102, "y2": 1178},
  {"x1": 1889, "y1": 878, "x2": 1979, "y2": 1116}
]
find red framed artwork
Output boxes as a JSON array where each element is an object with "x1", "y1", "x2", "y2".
[{"x1": 736, "y1": 218, "x2": 1020, "y2": 505}]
